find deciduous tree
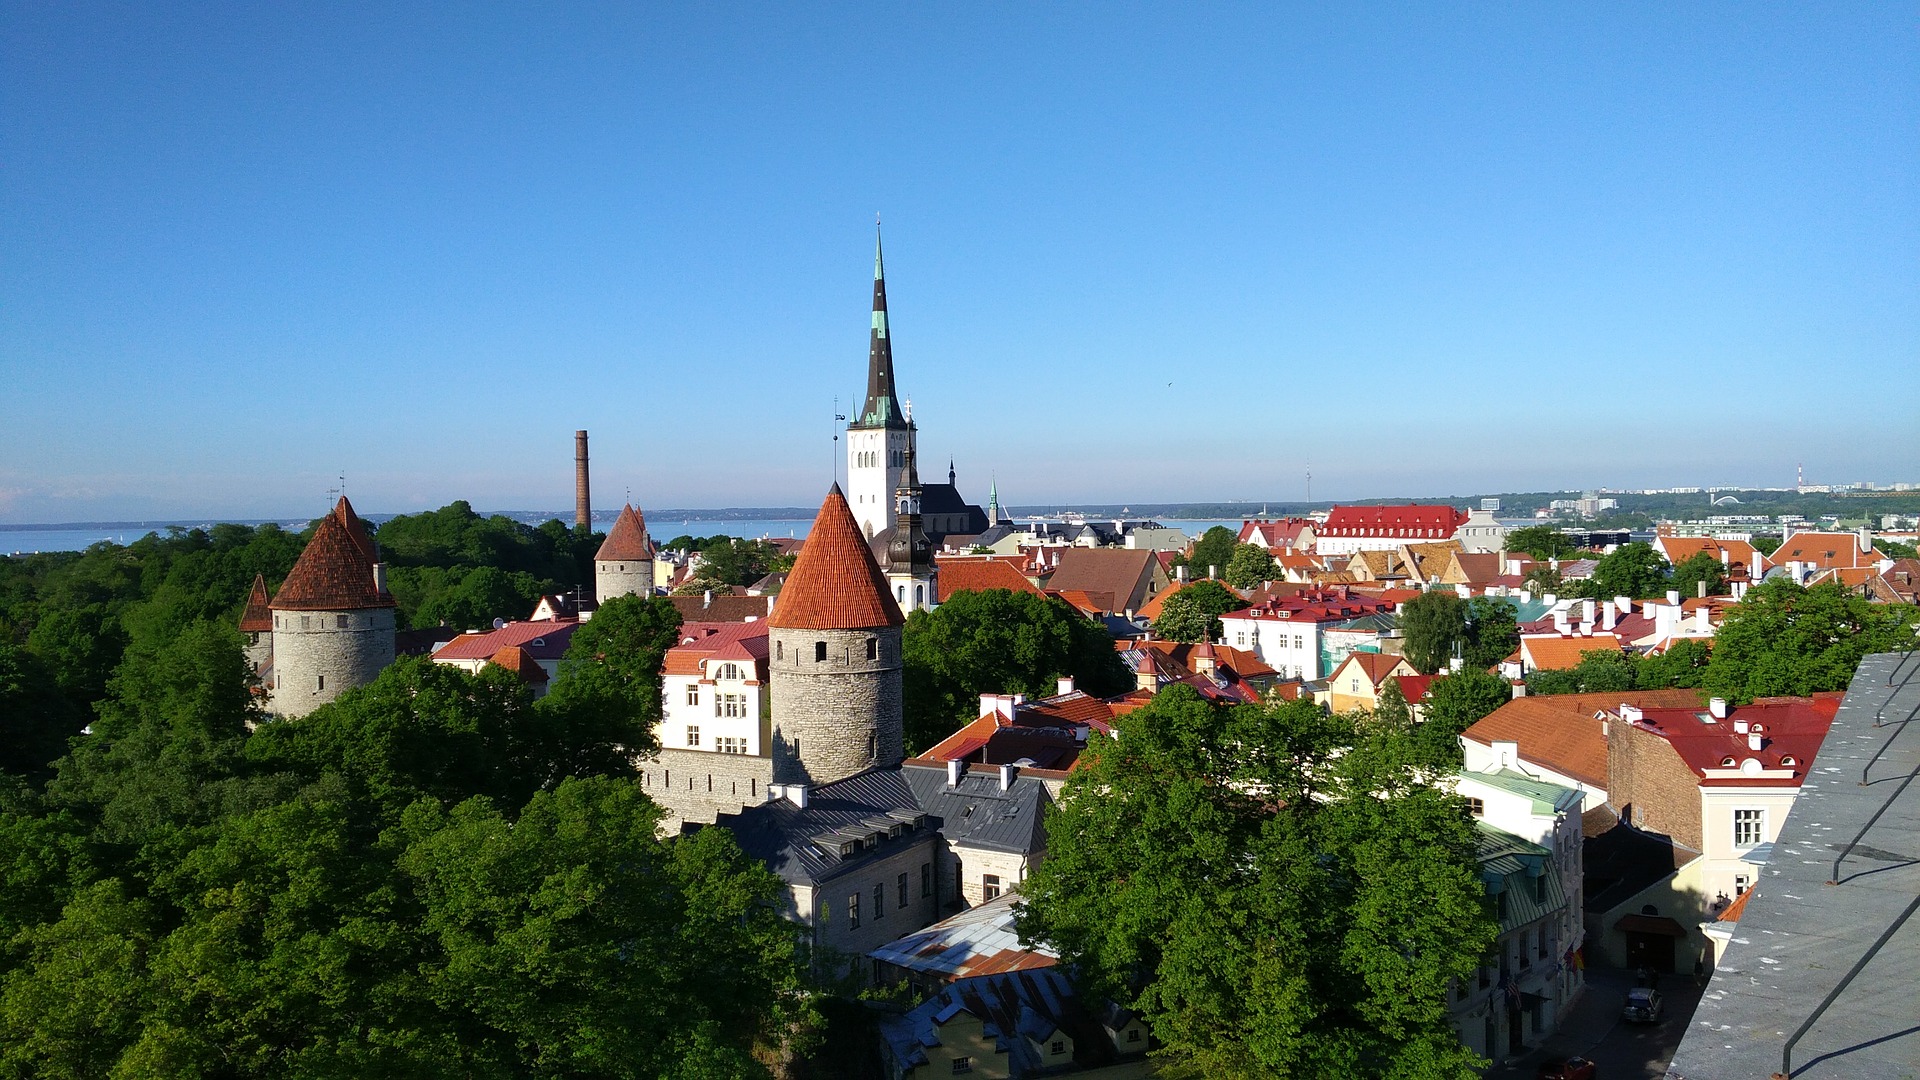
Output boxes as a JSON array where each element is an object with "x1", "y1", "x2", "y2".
[
  {"x1": 1151, "y1": 580, "x2": 1244, "y2": 644},
  {"x1": 1703, "y1": 580, "x2": 1916, "y2": 703},
  {"x1": 1401, "y1": 591, "x2": 1467, "y2": 675},
  {"x1": 1222, "y1": 544, "x2": 1277, "y2": 590}
]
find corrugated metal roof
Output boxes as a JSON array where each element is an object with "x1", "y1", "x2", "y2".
[
  {"x1": 1476, "y1": 821, "x2": 1566, "y2": 933},
  {"x1": 868, "y1": 892, "x2": 1058, "y2": 980}
]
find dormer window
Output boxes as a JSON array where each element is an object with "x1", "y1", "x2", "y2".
[
  {"x1": 1720, "y1": 756, "x2": 1736, "y2": 767},
  {"x1": 1780, "y1": 755, "x2": 1797, "y2": 766}
]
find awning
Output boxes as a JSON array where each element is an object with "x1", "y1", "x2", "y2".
[{"x1": 1614, "y1": 913, "x2": 1688, "y2": 938}]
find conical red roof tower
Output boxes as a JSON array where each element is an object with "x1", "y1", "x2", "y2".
[
  {"x1": 595, "y1": 503, "x2": 653, "y2": 561},
  {"x1": 769, "y1": 484, "x2": 904, "y2": 630},
  {"x1": 270, "y1": 497, "x2": 396, "y2": 611},
  {"x1": 239, "y1": 573, "x2": 273, "y2": 632}
]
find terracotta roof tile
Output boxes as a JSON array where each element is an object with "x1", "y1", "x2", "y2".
[
  {"x1": 1462, "y1": 689, "x2": 1705, "y2": 788},
  {"x1": 486, "y1": 644, "x2": 549, "y2": 683},
  {"x1": 1520, "y1": 633, "x2": 1623, "y2": 671},
  {"x1": 1319, "y1": 504, "x2": 1467, "y2": 538},
  {"x1": 270, "y1": 497, "x2": 396, "y2": 611},
  {"x1": 765, "y1": 484, "x2": 904, "y2": 630},
  {"x1": 595, "y1": 504, "x2": 654, "y2": 561},
  {"x1": 934, "y1": 556, "x2": 1042, "y2": 602},
  {"x1": 239, "y1": 573, "x2": 273, "y2": 632}
]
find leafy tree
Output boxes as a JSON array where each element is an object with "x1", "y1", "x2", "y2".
[
  {"x1": 1522, "y1": 565, "x2": 1563, "y2": 596},
  {"x1": 1669, "y1": 552, "x2": 1727, "y2": 600},
  {"x1": 1183, "y1": 526, "x2": 1238, "y2": 580},
  {"x1": 1222, "y1": 544, "x2": 1277, "y2": 590},
  {"x1": 1152, "y1": 580, "x2": 1245, "y2": 643},
  {"x1": 902, "y1": 590, "x2": 1131, "y2": 754},
  {"x1": 1522, "y1": 668, "x2": 1584, "y2": 695},
  {"x1": 1878, "y1": 538, "x2": 1916, "y2": 559},
  {"x1": 683, "y1": 538, "x2": 792, "y2": 591},
  {"x1": 1505, "y1": 526, "x2": 1576, "y2": 561},
  {"x1": 1634, "y1": 638, "x2": 1712, "y2": 690},
  {"x1": 0, "y1": 646, "x2": 83, "y2": 780},
  {"x1": 537, "y1": 594, "x2": 684, "y2": 768},
  {"x1": 1751, "y1": 535, "x2": 1783, "y2": 557},
  {"x1": 24, "y1": 604, "x2": 128, "y2": 715},
  {"x1": 1569, "y1": 650, "x2": 1637, "y2": 693},
  {"x1": 1462, "y1": 597, "x2": 1519, "y2": 670},
  {"x1": 1401, "y1": 591, "x2": 1467, "y2": 675},
  {"x1": 1016, "y1": 686, "x2": 1496, "y2": 1078},
  {"x1": 1422, "y1": 669, "x2": 1512, "y2": 737},
  {"x1": 1590, "y1": 542, "x2": 1670, "y2": 600},
  {"x1": 1703, "y1": 580, "x2": 1917, "y2": 703}
]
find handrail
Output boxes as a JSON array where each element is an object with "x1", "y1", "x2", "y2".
[
  {"x1": 1775, "y1": 891, "x2": 1920, "y2": 1079},
  {"x1": 1832, "y1": 759, "x2": 1919, "y2": 885},
  {"x1": 1874, "y1": 646, "x2": 1919, "y2": 724}
]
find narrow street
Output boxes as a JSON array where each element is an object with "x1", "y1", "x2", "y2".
[{"x1": 1486, "y1": 967, "x2": 1705, "y2": 1080}]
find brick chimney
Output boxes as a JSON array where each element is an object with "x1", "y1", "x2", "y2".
[{"x1": 574, "y1": 430, "x2": 591, "y2": 528}]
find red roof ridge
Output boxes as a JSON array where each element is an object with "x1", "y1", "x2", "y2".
[
  {"x1": 766, "y1": 484, "x2": 904, "y2": 630},
  {"x1": 596, "y1": 504, "x2": 654, "y2": 561},
  {"x1": 270, "y1": 497, "x2": 396, "y2": 611}
]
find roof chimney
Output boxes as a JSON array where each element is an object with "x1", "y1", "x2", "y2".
[
  {"x1": 1057, "y1": 676, "x2": 1075, "y2": 696},
  {"x1": 1666, "y1": 589, "x2": 1681, "y2": 606},
  {"x1": 1493, "y1": 739, "x2": 1519, "y2": 768},
  {"x1": 1747, "y1": 731, "x2": 1764, "y2": 752},
  {"x1": 947, "y1": 758, "x2": 963, "y2": 787},
  {"x1": 1697, "y1": 579, "x2": 1708, "y2": 598},
  {"x1": 1601, "y1": 601, "x2": 1616, "y2": 630},
  {"x1": 372, "y1": 562, "x2": 387, "y2": 593},
  {"x1": 1710, "y1": 697, "x2": 1728, "y2": 720},
  {"x1": 998, "y1": 763, "x2": 1015, "y2": 791},
  {"x1": 574, "y1": 429, "x2": 591, "y2": 528},
  {"x1": 787, "y1": 784, "x2": 808, "y2": 809}
]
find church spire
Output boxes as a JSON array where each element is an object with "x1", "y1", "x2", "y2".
[{"x1": 857, "y1": 223, "x2": 908, "y2": 430}]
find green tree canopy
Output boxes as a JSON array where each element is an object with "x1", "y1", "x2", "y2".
[
  {"x1": 1703, "y1": 580, "x2": 1916, "y2": 703},
  {"x1": 1151, "y1": 580, "x2": 1245, "y2": 644},
  {"x1": 902, "y1": 590, "x2": 1132, "y2": 754},
  {"x1": 1590, "y1": 542, "x2": 1671, "y2": 600},
  {"x1": 1183, "y1": 526, "x2": 1238, "y2": 580},
  {"x1": 1669, "y1": 552, "x2": 1728, "y2": 600},
  {"x1": 1401, "y1": 591, "x2": 1467, "y2": 674},
  {"x1": 1463, "y1": 597, "x2": 1519, "y2": 670},
  {"x1": 1016, "y1": 686, "x2": 1497, "y2": 1079},
  {"x1": 1505, "y1": 525, "x2": 1577, "y2": 561},
  {"x1": 1422, "y1": 669, "x2": 1512, "y2": 738},
  {"x1": 1222, "y1": 543, "x2": 1277, "y2": 590},
  {"x1": 0, "y1": 646, "x2": 82, "y2": 780}
]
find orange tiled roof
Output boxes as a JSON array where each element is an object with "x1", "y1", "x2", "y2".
[
  {"x1": 1336, "y1": 651, "x2": 1412, "y2": 689},
  {"x1": 239, "y1": 573, "x2": 273, "y2": 632},
  {"x1": 1773, "y1": 532, "x2": 1879, "y2": 570},
  {"x1": 486, "y1": 644, "x2": 549, "y2": 683},
  {"x1": 1521, "y1": 633, "x2": 1623, "y2": 672},
  {"x1": 596, "y1": 504, "x2": 653, "y2": 561},
  {"x1": 1461, "y1": 688, "x2": 1706, "y2": 788},
  {"x1": 766, "y1": 484, "x2": 904, "y2": 630},
  {"x1": 270, "y1": 497, "x2": 396, "y2": 612},
  {"x1": 935, "y1": 557, "x2": 1042, "y2": 602}
]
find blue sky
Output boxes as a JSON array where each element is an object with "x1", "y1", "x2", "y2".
[{"x1": 3, "y1": 4, "x2": 1915, "y2": 522}]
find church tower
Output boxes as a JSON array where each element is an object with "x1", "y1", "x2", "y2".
[
  {"x1": 267, "y1": 497, "x2": 397, "y2": 718},
  {"x1": 766, "y1": 484, "x2": 905, "y2": 786},
  {"x1": 846, "y1": 226, "x2": 913, "y2": 539},
  {"x1": 883, "y1": 437, "x2": 937, "y2": 613},
  {"x1": 594, "y1": 503, "x2": 655, "y2": 602}
]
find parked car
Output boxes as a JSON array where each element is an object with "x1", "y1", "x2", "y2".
[
  {"x1": 1537, "y1": 1057, "x2": 1598, "y2": 1080},
  {"x1": 1623, "y1": 986, "x2": 1664, "y2": 1023}
]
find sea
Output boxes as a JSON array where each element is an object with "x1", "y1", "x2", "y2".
[{"x1": 1, "y1": 514, "x2": 1253, "y2": 557}]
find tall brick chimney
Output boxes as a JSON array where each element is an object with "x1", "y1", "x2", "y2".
[{"x1": 574, "y1": 430, "x2": 591, "y2": 528}]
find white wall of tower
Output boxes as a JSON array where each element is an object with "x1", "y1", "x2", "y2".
[
  {"x1": 267, "y1": 608, "x2": 396, "y2": 718},
  {"x1": 847, "y1": 427, "x2": 908, "y2": 538},
  {"x1": 596, "y1": 558, "x2": 655, "y2": 602}
]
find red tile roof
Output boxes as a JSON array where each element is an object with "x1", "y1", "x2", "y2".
[
  {"x1": 766, "y1": 484, "x2": 904, "y2": 630},
  {"x1": 486, "y1": 645, "x2": 549, "y2": 683},
  {"x1": 270, "y1": 497, "x2": 397, "y2": 612},
  {"x1": 1521, "y1": 633, "x2": 1623, "y2": 671},
  {"x1": 1627, "y1": 695, "x2": 1839, "y2": 788},
  {"x1": 1773, "y1": 531, "x2": 1882, "y2": 571},
  {"x1": 662, "y1": 620, "x2": 771, "y2": 677},
  {"x1": 1334, "y1": 651, "x2": 1413, "y2": 689},
  {"x1": 1218, "y1": 587, "x2": 1392, "y2": 625},
  {"x1": 434, "y1": 619, "x2": 581, "y2": 662},
  {"x1": 1395, "y1": 674, "x2": 1435, "y2": 703},
  {"x1": 596, "y1": 503, "x2": 653, "y2": 561},
  {"x1": 1238, "y1": 518, "x2": 1314, "y2": 548},
  {"x1": 1044, "y1": 548, "x2": 1160, "y2": 613},
  {"x1": 1318, "y1": 504, "x2": 1467, "y2": 538},
  {"x1": 1461, "y1": 689, "x2": 1706, "y2": 788},
  {"x1": 934, "y1": 556, "x2": 1042, "y2": 602},
  {"x1": 239, "y1": 573, "x2": 273, "y2": 632}
]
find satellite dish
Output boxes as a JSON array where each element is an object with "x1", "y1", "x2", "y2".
[{"x1": 492, "y1": 618, "x2": 506, "y2": 629}]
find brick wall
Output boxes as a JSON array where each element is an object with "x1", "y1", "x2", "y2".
[{"x1": 1606, "y1": 718, "x2": 1703, "y2": 850}]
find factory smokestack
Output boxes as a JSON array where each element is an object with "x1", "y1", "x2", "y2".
[{"x1": 574, "y1": 430, "x2": 591, "y2": 528}]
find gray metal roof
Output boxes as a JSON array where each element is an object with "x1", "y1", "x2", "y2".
[
  {"x1": 1666, "y1": 651, "x2": 1920, "y2": 1080},
  {"x1": 902, "y1": 762, "x2": 1051, "y2": 856},
  {"x1": 717, "y1": 768, "x2": 935, "y2": 887}
]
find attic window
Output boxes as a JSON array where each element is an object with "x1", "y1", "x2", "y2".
[
  {"x1": 1720, "y1": 756, "x2": 1736, "y2": 767},
  {"x1": 1780, "y1": 755, "x2": 1797, "y2": 766}
]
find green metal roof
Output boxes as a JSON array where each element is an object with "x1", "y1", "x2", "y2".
[
  {"x1": 1475, "y1": 821, "x2": 1566, "y2": 933},
  {"x1": 1462, "y1": 768, "x2": 1583, "y2": 816}
]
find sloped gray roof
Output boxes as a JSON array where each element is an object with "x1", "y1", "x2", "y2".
[
  {"x1": 718, "y1": 768, "x2": 935, "y2": 887},
  {"x1": 902, "y1": 762, "x2": 1051, "y2": 856}
]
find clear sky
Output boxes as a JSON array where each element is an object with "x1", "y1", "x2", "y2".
[{"x1": 3, "y1": 4, "x2": 1915, "y2": 523}]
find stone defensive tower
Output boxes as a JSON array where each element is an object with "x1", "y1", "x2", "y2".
[
  {"x1": 766, "y1": 484, "x2": 906, "y2": 786},
  {"x1": 594, "y1": 503, "x2": 655, "y2": 602},
  {"x1": 267, "y1": 496, "x2": 397, "y2": 718},
  {"x1": 238, "y1": 572, "x2": 274, "y2": 673}
]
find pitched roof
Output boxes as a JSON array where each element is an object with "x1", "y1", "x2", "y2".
[
  {"x1": 867, "y1": 893, "x2": 1058, "y2": 982},
  {"x1": 486, "y1": 644, "x2": 549, "y2": 684},
  {"x1": 270, "y1": 497, "x2": 396, "y2": 611},
  {"x1": 433, "y1": 619, "x2": 581, "y2": 662},
  {"x1": 1319, "y1": 504, "x2": 1467, "y2": 538},
  {"x1": 765, "y1": 484, "x2": 904, "y2": 630},
  {"x1": 1333, "y1": 650, "x2": 1414, "y2": 689},
  {"x1": 903, "y1": 763, "x2": 1051, "y2": 855},
  {"x1": 595, "y1": 504, "x2": 653, "y2": 561},
  {"x1": 1462, "y1": 689, "x2": 1706, "y2": 788},
  {"x1": 1044, "y1": 548, "x2": 1159, "y2": 613},
  {"x1": 1520, "y1": 633, "x2": 1623, "y2": 671},
  {"x1": 239, "y1": 573, "x2": 273, "y2": 631},
  {"x1": 1625, "y1": 695, "x2": 1839, "y2": 788},
  {"x1": 666, "y1": 593, "x2": 776, "y2": 623},
  {"x1": 934, "y1": 556, "x2": 1042, "y2": 602}
]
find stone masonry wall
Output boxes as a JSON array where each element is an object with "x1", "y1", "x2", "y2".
[
  {"x1": 596, "y1": 559, "x2": 654, "y2": 602},
  {"x1": 1606, "y1": 718, "x2": 1704, "y2": 850},
  {"x1": 768, "y1": 626, "x2": 903, "y2": 786},
  {"x1": 639, "y1": 747, "x2": 774, "y2": 833},
  {"x1": 268, "y1": 608, "x2": 396, "y2": 718}
]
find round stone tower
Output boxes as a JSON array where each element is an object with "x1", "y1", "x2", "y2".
[
  {"x1": 767, "y1": 483, "x2": 906, "y2": 786},
  {"x1": 594, "y1": 503, "x2": 655, "y2": 602},
  {"x1": 267, "y1": 496, "x2": 397, "y2": 718},
  {"x1": 238, "y1": 572, "x2": 274, "y2": 674}
]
